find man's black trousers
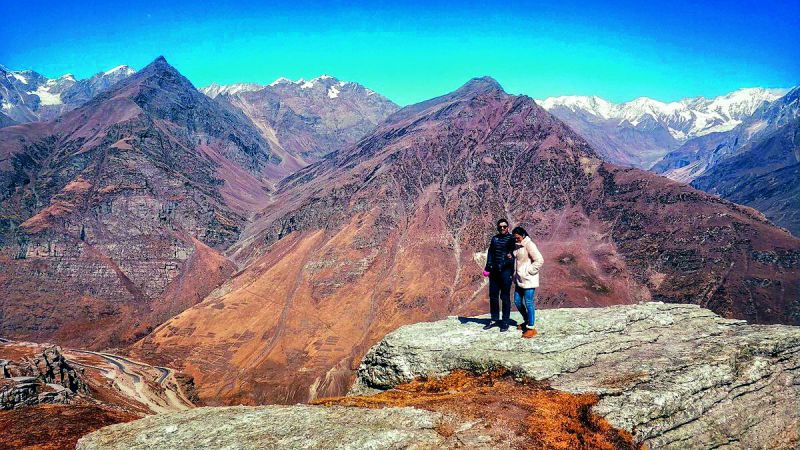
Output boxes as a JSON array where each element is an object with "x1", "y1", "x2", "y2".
[{"x1": 488, "y1": 269, "x2": 514, "y2": 326}]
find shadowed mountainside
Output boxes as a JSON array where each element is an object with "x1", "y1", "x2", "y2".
[{"x1": 691, "y1": 117, "x2": 800, "y2": 236}]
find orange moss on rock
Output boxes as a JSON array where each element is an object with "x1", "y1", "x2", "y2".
[{"x1": 313, "y1": 370, "x2": 643, "y2": 450}]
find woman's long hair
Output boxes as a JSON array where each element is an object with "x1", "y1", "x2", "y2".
[{"x1": 512, "y1": 226, "x2": 529, "y2": 237}]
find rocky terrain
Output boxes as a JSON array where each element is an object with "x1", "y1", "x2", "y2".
[
  {"x1": 79, "y1": 303, "x2": 799, "y2": 449},
  {"x1": 1, "y1": 342, "x2": 88, "y2": 409},
  {"x1": 207, "y1": 75, "x2": 398, "y2": 168},
  {"x1": 1, "y1": 64, "x2": 135, "y2": 123},
  {"x1": 0, "y1": 56, "x2": 282, "y2": 349},
  {"x1": 0, "y1": 338, "x2": 194, "y2": 449},
  {"x1": 130, "y1": 77, "x2": 800, "y2": 407}
]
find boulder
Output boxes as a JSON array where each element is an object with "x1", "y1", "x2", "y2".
[{"x1": 352, "y1": 303, "x2": 800, "y2": 449}]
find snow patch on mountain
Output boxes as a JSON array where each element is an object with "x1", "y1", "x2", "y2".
[
  {"x1": 327, "y1": 85, "x2": 340, "y2": 98},
  {"x1": 32, "y1": 85, "x2": 63, "y2": 105},
  {"x1": 104, "y1": 65, "x2": 134, "y2": 76},
  {"x1": 202, "y1": 75, "x2": 368, "y2": 99},
  {"x1": 200, "y1": 82, "x2": 262, "y2": 98},
  {"x1": 11, "y1": 72, "x2": 28, "y2": 84},
  {"x1": 0, "y1": 64, "x2": 137, "y2": 122}
]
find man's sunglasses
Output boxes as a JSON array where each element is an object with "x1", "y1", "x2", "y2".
[{"x1": 497, "y1": 225, "x2": 508, "y2": 229}]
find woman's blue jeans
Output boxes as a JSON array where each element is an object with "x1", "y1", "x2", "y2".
[{"x1": 514, "y1": 286, "x2": 536, "y2": 327}]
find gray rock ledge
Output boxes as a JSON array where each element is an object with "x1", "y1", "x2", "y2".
[{"x1": 77, "y1": 405, "x2": 452, "y2": 449}]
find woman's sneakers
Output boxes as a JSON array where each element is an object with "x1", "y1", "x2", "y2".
[{"x1": 522, "y1": 328, "x2": 537, "y2": 339}]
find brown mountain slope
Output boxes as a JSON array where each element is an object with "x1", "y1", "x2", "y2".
[
  {"x1": 0, "y1": 57, "x2": 282, "y2": 349},
  {"x1": 131, "y1": 77, "x2": 800, "y2": 406}
]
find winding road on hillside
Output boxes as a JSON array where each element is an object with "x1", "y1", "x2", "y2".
[{"x1": 70, "y1": 350, "x2": 191, "y2": 412}]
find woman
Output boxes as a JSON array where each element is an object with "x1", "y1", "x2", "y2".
[{"x1": 511, "y1": 226, "x2": 544, "y2": 338}]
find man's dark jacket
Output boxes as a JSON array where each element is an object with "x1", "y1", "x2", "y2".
[{"x1": 484, "y1": 233, "x2": 516, "y2": 273}]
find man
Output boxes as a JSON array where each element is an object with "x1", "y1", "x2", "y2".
[{"x1": 482, "y1": 219, "x2": 516, "y2": 331}]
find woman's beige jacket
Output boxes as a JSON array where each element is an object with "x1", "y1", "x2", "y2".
[{"x1": 513, "y1": 236, "x2": 544, "y2": 289}]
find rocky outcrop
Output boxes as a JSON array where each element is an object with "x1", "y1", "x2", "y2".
[
  {"x1": 79, "y1": 303, "x2": 797, "y2": 449},
  {"x1": 77, "y1": 406, "x2": 453, "y2": 449},
  {"x1": 0, "y1": 377, "x2": 75, "y2": 409},
  {"x1": 0, "y1": 345, "x2": 89, "y2": 409},
  {"x1": 353, "y1": 303, "x2": 800, "y2": 449},
  {"x1": 0, "y1": 339, "x2": 194, "y2": 448},
  {"x1": 1, "y1": 346, "x2": 87, "y2": 392}
]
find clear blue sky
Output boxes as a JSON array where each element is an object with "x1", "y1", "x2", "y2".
[{"x1": 2, "y1": 0, "x2": 798, "y2": 105}]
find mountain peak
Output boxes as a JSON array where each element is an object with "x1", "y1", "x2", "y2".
[
  {"x1": 134, "y1": 56, "x2": 183, "y2": 81},
  {"x1": 456, "y1": 76, "x2": 505, "y2": 96}
]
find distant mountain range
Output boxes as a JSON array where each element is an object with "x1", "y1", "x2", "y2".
[
  {"x1": 0, "y1": 64, "x2": 136, "y2": 122},
  {"x1": 539, "y1": 88, "x2": 788, "y2": 168},
  {"x1": 691, "y1": 115, "x2": 800, "y2": 236},
  {"x1": 541, "y1": 87, "x2": 800, "y2": 236},
  {"x1": 2, "y1": 61, "x2": 797, "y2": 239}
]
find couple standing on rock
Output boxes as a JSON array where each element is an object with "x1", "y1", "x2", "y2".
[{"x1": 482, "y1": 219, "x2": 544, "y2": 338}]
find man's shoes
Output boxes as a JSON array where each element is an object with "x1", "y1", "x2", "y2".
[
  {"x1": 516, "y1": 324, "x2": 527, "y2": 331},
  {"x1": 522, "y1": 328, "x2": 537, "y2": 339},
  {"x1": 499, "y1": 325, "x2": 510, "y2": 332},
  {"x1": 482, "y1": 322, "x2": 497, "y2": 330}
]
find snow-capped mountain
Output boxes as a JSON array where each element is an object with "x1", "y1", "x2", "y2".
[
  {"x1": 538, "y1": 87, "x2": 788, "y2": 168},
  {"x1": 541, "y1": 88, "x2": 786, "y2": 141},
  {"x1": 0, "y1": 64, "x2": 135, "y2": 123},
  {"x1": 200, "y1": 75, "x2": 383, "y2": 100},
  {"x1": 200, "y1": 82, "x2": 262, "y2": 98},
  {"x1": 201, "y1": 75, "x2": 398, "y2": 167}
]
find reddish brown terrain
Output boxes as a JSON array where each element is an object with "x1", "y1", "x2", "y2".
[
  {"x1": 130, "y1": 77, "x2": 800, "y2": 406},
  {"x1": 0, "y1": 338, "x2": 194, "y2": 449},
  {"x1": 0, "y1": 56, "x2": 285, "y2": 349}
]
